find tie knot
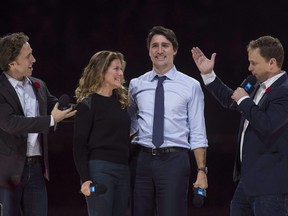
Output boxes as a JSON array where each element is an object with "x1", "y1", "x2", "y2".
[{"x1": 157, "y1": 76, "x2": 166, "y2": 85}]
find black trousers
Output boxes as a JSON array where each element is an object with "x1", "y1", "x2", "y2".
[{"x1": 130, "y1": 149, "x2": 190, "y2": 216}]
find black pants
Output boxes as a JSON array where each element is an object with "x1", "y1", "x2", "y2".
[{"x1": 130, "y1": 150, "x2": 190, "y2": 216}]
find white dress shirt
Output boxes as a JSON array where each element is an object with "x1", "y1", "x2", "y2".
[{"x1": 5, "y1": 73, "x2": 41, "y2": 156}]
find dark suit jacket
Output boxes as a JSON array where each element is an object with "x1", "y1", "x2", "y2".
[
  {"x1": 0, "y1": 73, "x2": 58, "y2": 188},
  {"x1": 206, "y1": 72, "x2": 288, "y2": 196}
]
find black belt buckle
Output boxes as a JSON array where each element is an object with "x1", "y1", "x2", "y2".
[
  {"x1": 26, "y1": 157, "x2": 33, "y2": 164},
  {"x1": 152, "y1": 148, "x2": 158, "y2": 155},
  {"x1": 25, "y1": 156, "x2": 41, "y2": 165}
]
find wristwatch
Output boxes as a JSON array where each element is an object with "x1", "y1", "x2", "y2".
[{"x1": 197, "y1": 167, "x2": 208, "y2": 174}]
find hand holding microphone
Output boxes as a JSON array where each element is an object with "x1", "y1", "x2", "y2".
[
  {"x1": 81, "y1": 180, "x2": 107, "y2": 196},
  {"x1": 230, "y1": 75, "x2": 257, "y2": 108},
  {"x1": 51, "y1": 94, "x2": 77, "y2": 124},
  {"x1": 193, "y1": 167, "x2": 208, "y2": 208}
]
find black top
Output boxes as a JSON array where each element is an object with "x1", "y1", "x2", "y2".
[{"x1": 73, "y1": 93, "x2": 131, "y2": 182}]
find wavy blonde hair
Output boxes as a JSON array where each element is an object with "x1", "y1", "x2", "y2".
[{"x1": 75, "y1": 50, "x2": 128, "y2": 109}]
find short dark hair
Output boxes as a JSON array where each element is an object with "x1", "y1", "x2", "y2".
[
  {"x1": 146, "y1": 26, "x2": 179, "y2": 51},
  {"x1": 0, "y1": 32, "x2": 29, "y2": 71},
  {"x1": 247, "y1": 35, "x2": 284, "y2": 68}
]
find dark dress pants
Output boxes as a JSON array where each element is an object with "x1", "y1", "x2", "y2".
[
  {"x1": 0, "y1": 163, "x2": 47, "y2": 216},
  {"x1": 86, "y1": 160, "x2": 130, "y2": 216},
  {"x1": 230, "y1": 179, "x2": 288, "y2": 216},
  {"x1": 131, "y1": 150, "x2": 190, "y2": 216}
]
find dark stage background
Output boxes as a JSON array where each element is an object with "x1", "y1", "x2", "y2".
[{"x1": 1, "y1": 0, "x2": 288, "y2": 215}]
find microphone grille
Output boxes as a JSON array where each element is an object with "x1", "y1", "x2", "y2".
[
  {"x1": 246, "y1": 75, "x2": 257, "y2": 84},
  {"x1": 58, "y1": 94, "x2": 70, "y2": 110},
  {"x1": 193, "y1": 195, "x2": 204, "y2": 208}
]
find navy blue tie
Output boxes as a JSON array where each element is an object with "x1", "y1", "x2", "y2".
[{"x1": 152, "y1": 76, "x2": 166, "y2": 148}]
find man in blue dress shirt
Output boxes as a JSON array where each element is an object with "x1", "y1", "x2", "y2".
[{"x1": 128, "y1": 26, "x2": 208, "y2": 216}]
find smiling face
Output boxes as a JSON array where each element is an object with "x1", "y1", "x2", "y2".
[
  {"x1": 102, "y1": 58, "x2": 124, "y2": 93},
  {"x1": 149, "y1": 34, "x2": 177, "y2": 74},
  {"x1": 8, "y1": 42, "x2": 36, "y2": 81}
]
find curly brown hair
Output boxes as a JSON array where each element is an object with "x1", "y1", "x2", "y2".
[{"x1": 75, "y1": 50, "x2": 128, "y2": 109}]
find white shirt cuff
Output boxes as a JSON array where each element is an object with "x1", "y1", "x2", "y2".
[
  {"x1": 201, "y1": 70, "x2": 216, "y2": 85},
  {"x1": 50, "y1": 115, "x2": 55, "y2": 126}
]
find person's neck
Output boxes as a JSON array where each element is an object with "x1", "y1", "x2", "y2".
[
  {"x1": 5, "y1": 71, "x2": 25, "y2": 81},
  {"x1": 96, "y1": 87, "x2": 113, "y2": 97},
  {"x1": 153, "y1": 65, "x2": 173, "y2": 75}
]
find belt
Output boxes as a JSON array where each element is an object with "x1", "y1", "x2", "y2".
[
  {"x1": 138, "y1": 146, "x2": 188, "y2": 155},
  {"x1": 25, "y1": 156, "x2": 42, "y2": 165}
]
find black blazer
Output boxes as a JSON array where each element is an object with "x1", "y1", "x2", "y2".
[
  {"x1": 0, "y1": 73, "x2": 58, "y2": 188},
  {"x1": 206, "y1": 72, "x2": 288, "y2": 196}
]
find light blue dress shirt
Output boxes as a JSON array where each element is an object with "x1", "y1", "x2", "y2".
[{"x1": 128, "y1": 66, "x2": 208, "y2": 150}]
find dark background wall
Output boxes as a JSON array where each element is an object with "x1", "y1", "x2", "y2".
[{"x1": 1, "y1": 0, "x2": 288, "y2": 215}]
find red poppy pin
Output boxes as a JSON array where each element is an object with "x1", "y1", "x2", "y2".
[
  {"x1": 34, "y1": 81, "x2": 41, "y2": 88},
  {"x1": 265, "y1": 86, "x2": 271, "y2": 93}
]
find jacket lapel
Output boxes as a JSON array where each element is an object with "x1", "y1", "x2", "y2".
[
  {"x1": 258, "y1": 72, "x2": 288, "y2": 107},
  {"x1": 28, "y1": 77, "x2": 45, "y2": 115}
]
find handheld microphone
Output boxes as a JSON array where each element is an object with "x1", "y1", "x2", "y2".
[
  {"x1": 58, "y1": 94, "x2": 70, "y2": 110},
  {"x1": 54, "y1": 94, "x2": 73, "y2": 131},
  {"x1": 193, "y1": 187, "x2": 206, "y2": 208},
  {"x1": 230, "y1": 75, "x2": 257, "y2": 108},
  {"x1": 90, "y1": 182, "x2": 107, "y2": 195},
  {"x1": 240, "y1": 75, "x2": 257, "y2": 94}
]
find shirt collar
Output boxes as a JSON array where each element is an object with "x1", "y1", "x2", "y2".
[
  {"x1": 149, "y1": 66, "x2": 177, "y2": 81},
  {"x1": 262, "y1": 71, "x2": 285, "y2": 89},
  {"x1": 4, "y1": 72, "x2": 32, "y2": 88}
]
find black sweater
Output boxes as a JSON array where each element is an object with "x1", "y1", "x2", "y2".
[{"x1": 73, "y1": 93, "x2": 131, "y2": 182}]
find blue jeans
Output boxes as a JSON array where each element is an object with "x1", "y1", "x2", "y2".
[
  {"x1": 231, "y1": 180, "x2": 288, "y2": 216},
  {"x1": 0, "y1": 163, "x2": 47, "y2": 216},
  {"x1": 131, "y1": 150, "x2": 190, "y2": 216},
  {"x1": 86, "y1": 160, "x2": 130, "y2": 216}
]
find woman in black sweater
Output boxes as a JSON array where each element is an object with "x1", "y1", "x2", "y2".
[{"x1": 73, "y1": 51, "x2": 131, "y2": 216}]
